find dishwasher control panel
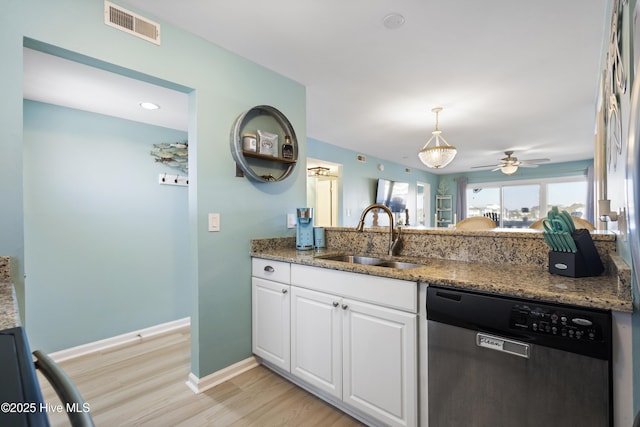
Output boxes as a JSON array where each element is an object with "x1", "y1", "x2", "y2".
[
  {"x1": 510, "y1": 304, "x2": 602, "y2": 341},
  {"x1": 427, "y1": 285, "x2": 611, "y2": 360}
]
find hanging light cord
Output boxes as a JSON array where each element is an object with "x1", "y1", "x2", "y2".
[{"x1": 430, "y1": 108, "x2": 452, "y2": 146}]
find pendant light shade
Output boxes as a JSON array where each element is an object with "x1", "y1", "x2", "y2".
[{"x1": 418, "y1": 107, "x2": 457, "y2": 169}]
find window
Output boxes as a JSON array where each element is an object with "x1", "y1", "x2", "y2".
[
  {"x1": 466, "y1": 176, "x2": 588, "y2": 228},
  {"x1": 503, "y1": 184, "x2": 540, "y2": 227},
  {"x1": 547, "y1": 181, "x2": 588, "y2": 218},
  {"x1": 467, "y1": 187, "x2": 500, "y2": 219}
]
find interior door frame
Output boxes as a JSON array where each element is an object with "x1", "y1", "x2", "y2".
[{"x1": 416, "y1": 181, "x2": 431, "y2": 227}]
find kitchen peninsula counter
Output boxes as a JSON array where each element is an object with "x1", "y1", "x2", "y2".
[
  {"x1": 251, "y1": 228, "x2": 632, "y2": 313},
  {"x1": 0, "y1": 256, "x2": 20, "y2": 329}
]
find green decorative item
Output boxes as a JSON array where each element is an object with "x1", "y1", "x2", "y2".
[
  {"x1": 437, "y1": 181, "x2": 448, "y2": 195},
  {"x1": 151, "y1": 141, "x2": 188, "y2": 173}
]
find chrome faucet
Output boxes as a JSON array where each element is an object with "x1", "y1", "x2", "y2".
[{"x1": 355, "y1": 203, "x2": 402, "y2": 256}]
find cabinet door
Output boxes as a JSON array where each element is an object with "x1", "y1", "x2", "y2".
[
  {"x1": 290, "y1": 286, "x2": 342, "y2": 399},
  {"x1": 342, "y1": 299, "x2": 417, "y2": 427},
  {"x1": 252, "y1": 277, "x2": 290, "y2": 371}
]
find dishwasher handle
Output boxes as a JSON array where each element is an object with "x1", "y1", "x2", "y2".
[{"x1": 476, "y1": 333, "x2": 530, "y2": 359}]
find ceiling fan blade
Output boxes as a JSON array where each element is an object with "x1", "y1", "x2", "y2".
[
  {"x1": 521, "y1": 158, "x2": 550, "y2": 163},
  {"x1": 473, "y1": 152, "x2": 550, "y2": 172},
  {"x1": 471, "y1": 164, "x2": 502, "y2": 169}
]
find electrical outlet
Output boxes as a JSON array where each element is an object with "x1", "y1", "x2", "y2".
[{"x1": 208, "y1": 213, "x2": 220, "y2": 232}]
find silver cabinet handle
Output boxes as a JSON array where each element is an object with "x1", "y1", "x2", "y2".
[
  {"x1": 342, "y1": 304, "x2": 348, "y2": 310},
  {"x1": 282, "y1": 289, "x2": 288, "y2": 294},
  {"x1": 333, "y1": 301, "x2": 339, "y2": 307},
  {"x1": 264, "y1": 265, "x2": 275, "y2": 272}
]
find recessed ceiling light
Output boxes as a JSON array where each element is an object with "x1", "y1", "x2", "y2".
[
  {"x1": 383, "y1": 13, "x2": 405, "y2": 30},
  {"x1": 139, "y1": 102, "x2": 160, "y2": 110}
]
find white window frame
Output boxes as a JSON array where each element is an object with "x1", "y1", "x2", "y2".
[{"x1": 467, "y1": 175, "x2": 587, "y2": 227}]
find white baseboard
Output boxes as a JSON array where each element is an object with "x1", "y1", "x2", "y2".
[
  {"x1": 48, "y1": 317, "x2": 191, "y2": 363},
  {"x1": 186, "y1": 356, "x2": 258, "y2": 394}
]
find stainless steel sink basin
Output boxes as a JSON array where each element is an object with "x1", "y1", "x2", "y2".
[
  {"x1": 317, "y1": 255, "x2": 383, "y2": 265},
  {"x1": 375, "y1": 261, "x2": 423, "y2": 270},
  {"x1": 316, "y1": 254, "x2": 423, "y2": 269}
]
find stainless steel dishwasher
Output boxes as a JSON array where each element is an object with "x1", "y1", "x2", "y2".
[{"x1": 426, "y1": 285, "x2": 612, "y2": 427}]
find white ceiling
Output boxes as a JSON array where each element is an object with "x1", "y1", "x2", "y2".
[
  {"x1": 23, "y1": 48, "x2": 189, "y2": 131},
  {"x1": 23, "y1": 0, "x2": 607, "y2": 175}
]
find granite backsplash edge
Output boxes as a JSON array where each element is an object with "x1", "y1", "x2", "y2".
[{"x1": 0, "y1": 256, "x2": 10, "y2": 283}]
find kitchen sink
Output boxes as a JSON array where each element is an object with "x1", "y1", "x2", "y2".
[
  {"x1": 315, "y1": 254, "x2": 423, "y2": 269},
  {"x1": 375, "y1": 261, "x2": 423, "y2": 270},
  {"x1": 316, "y1": 254, "x2": 383, "y2": 265}
]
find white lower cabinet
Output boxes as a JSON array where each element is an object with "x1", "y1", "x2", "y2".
[
  {"x1": 252, "y1": 260, "x2": 418, "y2": 427},
  {"x1": 342, "y1": 298, "x2": 417, "y2": 427},
  {"x1": 252, "y1": 259, "x2": 291, "y2": 372},
  {"x1": 290, "y1": 286, "x2": 342, "y2": 397},
  {"x1": 252, "y1": 277, "x2": 290, "y2": 371},
  {"x1": 289, "y1": 267, "x2": 417, "y2": 427}
]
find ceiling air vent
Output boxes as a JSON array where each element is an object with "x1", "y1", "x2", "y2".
[{"x1": 104, "y1": 1, "x2": 161, "y2": 45}]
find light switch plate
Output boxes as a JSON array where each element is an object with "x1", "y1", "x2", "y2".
[
  {"x1": 287, "y1": 213, "x2": 296, "y2": 229},
  {"x1": 208, "y1": 213, "x2": 220, "y2": 232}
]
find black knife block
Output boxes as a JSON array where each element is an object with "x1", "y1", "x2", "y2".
[{"x1": 548, "y1": 229, "x2": 604, "y2": 277}]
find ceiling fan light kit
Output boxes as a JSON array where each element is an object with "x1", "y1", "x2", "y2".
[
  {"x1": 500, "y1": 164, "x2": 519, "y2": 175},
  {"x1": 418, "y1": 107, "x2": 457, "y2": 169}
]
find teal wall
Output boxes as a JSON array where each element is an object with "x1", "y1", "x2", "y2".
[
  {"x1": 23, "y1": 100, "x2": 190, "y2": 351},
  {"x1": 1, "y1": 0, "x2": 306, "y2": 378},
  {"x1": 307, "y1": 138, "x2": 439, "y2": 227},
  {"x1": 439, "y1": 159, "x2": 594, "y2": 218}
]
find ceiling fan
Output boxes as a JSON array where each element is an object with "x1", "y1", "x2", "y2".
[{"x1": 471, "y1": 151, "x2": 550, "y2": 175}]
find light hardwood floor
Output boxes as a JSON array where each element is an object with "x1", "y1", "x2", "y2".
[{"x1": 37, "y1": 328, "x2": 364, "y2": 426}]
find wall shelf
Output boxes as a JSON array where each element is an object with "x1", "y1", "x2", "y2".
[
  {"x1": 230, "y1": 105, "x2": 298, "y2": 182},
  {"x1": 241, "y1": 150, "x2": 297, "y2": 164},
  {"x1": 436, "y1": 195, "x2": 452, "y2": 227}
]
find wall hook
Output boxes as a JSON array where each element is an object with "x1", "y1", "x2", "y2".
[{"x1": 158, "y1": 173, "x2": 188, "y2": 187}]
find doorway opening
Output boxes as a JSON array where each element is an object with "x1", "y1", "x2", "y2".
[
  {"x1": 416, "y1": 181, "x2": 431, "y2": 227},
  {"x1": 307, "y1": 158, "x2": 341, "y2": 227},
  {"x1": 22, "y1": 44, "x2": 192, "y2": 352}
]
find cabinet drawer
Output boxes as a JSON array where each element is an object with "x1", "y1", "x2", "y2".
[
  {"x1": 291, "y1": 264, "x2": 417, "y2": 313},
  {"x1": 252, "y1": 258, "x2": 291, "y2": 283}
]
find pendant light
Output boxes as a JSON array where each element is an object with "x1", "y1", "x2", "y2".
[{"x1": 418, "y1": 107, "x2": 457, "y2": 168}]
